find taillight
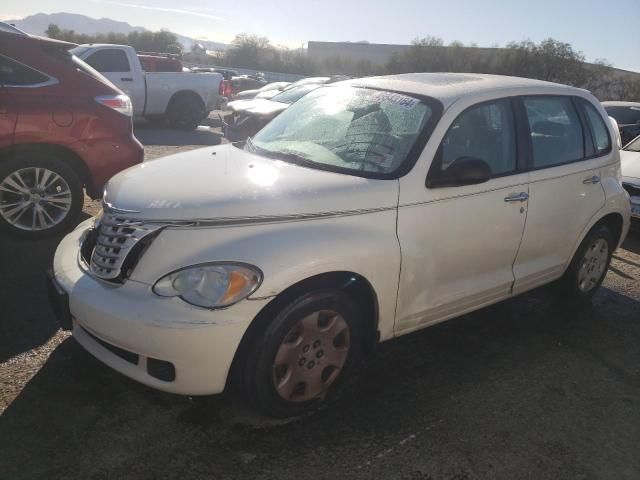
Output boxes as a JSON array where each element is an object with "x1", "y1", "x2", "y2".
[
  {"x1": 95, "y1": 94, "x2": 133, "y2": 116},
  {"x1": 218, "y1": 80, "x2": 224, "y2": 95}
]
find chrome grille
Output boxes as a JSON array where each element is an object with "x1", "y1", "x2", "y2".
[{"x1": 86, "y1": 213, "x2": 163, "y2": 281}]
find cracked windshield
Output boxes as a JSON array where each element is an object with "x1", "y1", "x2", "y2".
[{"x1": 250, "y1": 86, "x2": 433, "y2": 174}]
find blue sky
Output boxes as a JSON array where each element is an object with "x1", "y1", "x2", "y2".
[{"x1": 3, "y1": 0, "x2": 639, "y2": 71}]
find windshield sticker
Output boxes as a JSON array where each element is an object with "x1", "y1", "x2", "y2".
[{"x1": 369, "y1": 91, "x2": 419, "y2": 110}]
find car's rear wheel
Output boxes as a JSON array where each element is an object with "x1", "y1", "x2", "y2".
[
  {"x1": 166, "y1": 93, "x2": 205, "y2": 130},
  {"x1": 242, "y1": 290, "x2": 362, "y2": 418},
  {"x1": 0, "y1": 153, "x2": 84, "y2": 239},
  {"x1": 556, "y1": 224, "x2": 614, "y2": 302}
]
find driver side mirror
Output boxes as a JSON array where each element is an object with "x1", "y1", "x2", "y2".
[{"x1": 427, "y1": 156, "x2": 492, "y2": 188}]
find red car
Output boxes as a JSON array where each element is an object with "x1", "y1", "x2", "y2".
[{"x1": 0, "y1": 23, "x2": 144, "y2": 238}]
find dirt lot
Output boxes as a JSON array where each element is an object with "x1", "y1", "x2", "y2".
[{"x1": 1, "y1": 119, "x2": 639, "y2": 480}]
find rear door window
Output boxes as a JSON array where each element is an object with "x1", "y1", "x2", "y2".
[
  {"x1": 84, "y1": 49, "x2": 131, "y2": 73},
  {"x1": 523, "y1": 96, "x2": 584, "y2": 168}
]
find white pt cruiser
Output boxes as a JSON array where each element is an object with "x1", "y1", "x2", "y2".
[{"x1": 50, "y1": 73, "x2": 631, "y2": 417}]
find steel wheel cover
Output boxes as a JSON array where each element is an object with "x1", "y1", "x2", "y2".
[
  {"x1": 272, "y1": 309, "x2": 350, "y2": 402},
  {"x1": 0, "y1": 167, "x2": 72, "y2": 231},
  {"x1": 577, "y1": 238, "x2": 609, "y2": 293}
]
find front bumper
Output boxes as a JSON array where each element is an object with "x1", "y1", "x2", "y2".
[{"x1": 52, "y1": 224, "x2": 270, "y2": 395}]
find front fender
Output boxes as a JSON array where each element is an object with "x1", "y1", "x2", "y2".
[{"x1": 130, "y1": 210, "x2": 401, "y2": 340}]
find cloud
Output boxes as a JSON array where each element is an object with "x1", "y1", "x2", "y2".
[{"x1": 90, "y1": 0, "x2": 226, "y2": 21}]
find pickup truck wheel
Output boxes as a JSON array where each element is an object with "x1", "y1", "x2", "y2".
[
  {"x1": 166, "y1": 94, "x2": 205, "y2": 130},
  {"x1": 556, "y1": 225, "x2": 613, "y2": 303},
  {"x1": 243, "y1": 290, "x2": 363, "y2": 418},
  {"x1": 0, "y1": 153, "x2": 83, "y2": 239}
]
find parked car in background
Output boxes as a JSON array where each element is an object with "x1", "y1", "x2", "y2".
[
  {"x1": 602, "y1": 101, "x2": 640, "y2": 146},
  {"x1": 138, "y1": 52, "x2": 183, "y2": 72},
  {"x1": 233, "y1": 82, "x2": 291, "y2": 101},
  {"x1": 620, "y1": 134, "x2": 640, "y2": 228},
  {"x1": 0, "y1": 24, "x2": 143, "y2": 238},
  {"x1": 50, "y1": 73, "x2": 629, "y2": 418},
  {"x1": 71, "y1": 44, "x2": 223, "y2": 130},
  {"x1": 230, "y1": 75, "x2": 267, "y2": 96},
  {"x1": 281, "y1": 76, "x2": 330, "y2": 91},
  {"x1": 224, "y1": 83, "x2": 323, "y2": 141}
]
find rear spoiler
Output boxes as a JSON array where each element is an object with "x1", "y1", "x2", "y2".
[{"x1": 31, "y1": 34, "x2": 77, "y2": 50}]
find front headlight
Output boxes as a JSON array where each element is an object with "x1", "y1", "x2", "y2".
[{"x1": 153, "y1": 263, "x2": 262, "y2": 309}]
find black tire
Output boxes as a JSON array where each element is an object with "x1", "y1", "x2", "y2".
[
  {"x1": 242, "y1": 290, "x2": 363, "y2": 418},
  {"x1": 0, "y1": 152, "x2": 84, "y2": 239},
  {"x1": 555, "y1": 224, "x2": 614, "y2": 303},
  {"x1": 166, "y1": 93, "x2": 206, "y2": 130}
]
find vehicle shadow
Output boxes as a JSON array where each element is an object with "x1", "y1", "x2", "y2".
[
  {"x1": 134, "y1": 124, "x2": 224, "y2": 147},
  {"x1": 1, "y1": 283, "x2": 639, "y2": 479},
  {"x1": 0, "y1": 212, "x2": 90, "y2": 363},
  {"x1": 620, "y1": 230, "x2": 640, "y2": 256}
]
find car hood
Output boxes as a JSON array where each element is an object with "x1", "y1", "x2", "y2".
[
  {"x1": 103, "y1": 144, "x2": 398, "y2": 222},
  {"x1": 228, "y1": 98, "x2": 289, "y2": 116},
  {"x1": 621, "y1": 149, "x2": 640, "y2": 183},
  {"x1": 255, "y1": 89, "x2": 280, "y2": 99},
  {"x1": 233, "y1": 89, "x2": 260, "y2": 100}
]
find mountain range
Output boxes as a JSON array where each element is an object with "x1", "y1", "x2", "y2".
[{"x1": 4, "y1": 12, "x2": 230, "y2": 51}]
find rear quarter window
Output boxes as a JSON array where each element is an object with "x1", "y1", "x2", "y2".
[
  {"x1": 581, "y1": 101, "x2": 611, "y2": 155},
  {"x1": 0, "y1": 54, "x2": 50, "y2": 86}
]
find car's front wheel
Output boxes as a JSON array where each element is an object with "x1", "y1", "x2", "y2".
[
  {"x1": 556, "y1": 224, "x2": 614, "y2": 302},
  {"x1": 0, "y1": 153, "x2": 84, "y2": 239},
  {"x1": 242, "y1": 290, "x2": 362, "y2": 418}
]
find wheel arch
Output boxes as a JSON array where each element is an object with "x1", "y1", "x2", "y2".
[
  {"x1": 565, "y1": 209, "x2": 627, "y2": 276},
  {"x1": 0, "y1": 143, "x2": 94, "y2": 196},
  {"x1": 166, "y1": 89, "x2": 206, "y2": 113},
  {"x1": 596, "y1": 212, "x2": 625, "y2": 248},
  {"x1": 227, "y1": 270, "x2": 380, "y2": 389}
]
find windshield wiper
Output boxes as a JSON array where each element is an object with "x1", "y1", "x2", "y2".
[{"x1": 247, "y1": 141, "x2": 317, "y2": 167}]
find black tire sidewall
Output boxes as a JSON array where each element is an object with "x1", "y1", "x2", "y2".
[
  {"x1": 0, "y1": 152, "x2": 84, "y2": 239},
  {"x1": 559, "y1": 225, "x2": 614, "y2": 301},
  {"x1": 244, "y1": 290, "x2": 363, "y2": 418},
  {"x1": 167, "y1": 95, "x2": 205, "y2": 130}
]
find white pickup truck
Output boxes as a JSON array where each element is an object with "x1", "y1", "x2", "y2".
[{"x1": 71, "y1": 44, "x2": 222, "y2": 130}]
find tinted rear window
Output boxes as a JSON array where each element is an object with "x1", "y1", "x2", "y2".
[{"x1": 605, "y1": 106, "x2": 640, "y2": 125}]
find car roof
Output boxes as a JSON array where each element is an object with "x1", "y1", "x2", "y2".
[
  {"x1": 338, "y1": 73, "x2": 586, "y2": 108},
  {"x1": 602, "y1": 101, "x2": 640, "y2": 108}
]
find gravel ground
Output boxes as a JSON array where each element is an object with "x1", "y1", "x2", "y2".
[{"x1": 1, "y1": 119, "x2": 639, "y2": 479}]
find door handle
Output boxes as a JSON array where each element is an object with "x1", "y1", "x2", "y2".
[
  {"x1": 120, "y1": 77, "x2": 133, "y2": 82},
  {"x1": 583, "y1": 175, "x2": 600, "y2": 184},
  {"x1": 504, "y1": 192, "x2": 529, "y2": 202}
]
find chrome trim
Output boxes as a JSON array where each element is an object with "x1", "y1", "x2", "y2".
[
  {"x1": 503, "y1": 192, "x2": 529, "y2": 203},
  {"x1": 98, "y1": 205, "x2": 397, "y2": 228},
  {"x1": 582, "y1": 175, "x2": 601, "y2": 184},
  {"x1": 86, "y1": 213, "x2": 166, "y2": 281},
  {"x1": 102, "y1": 200, "x2": 141, "y2": 214}
]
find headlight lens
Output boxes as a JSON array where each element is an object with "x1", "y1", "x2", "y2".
[{"x1": 153, "y1": 263, "x2": 262, "y2": 308}]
